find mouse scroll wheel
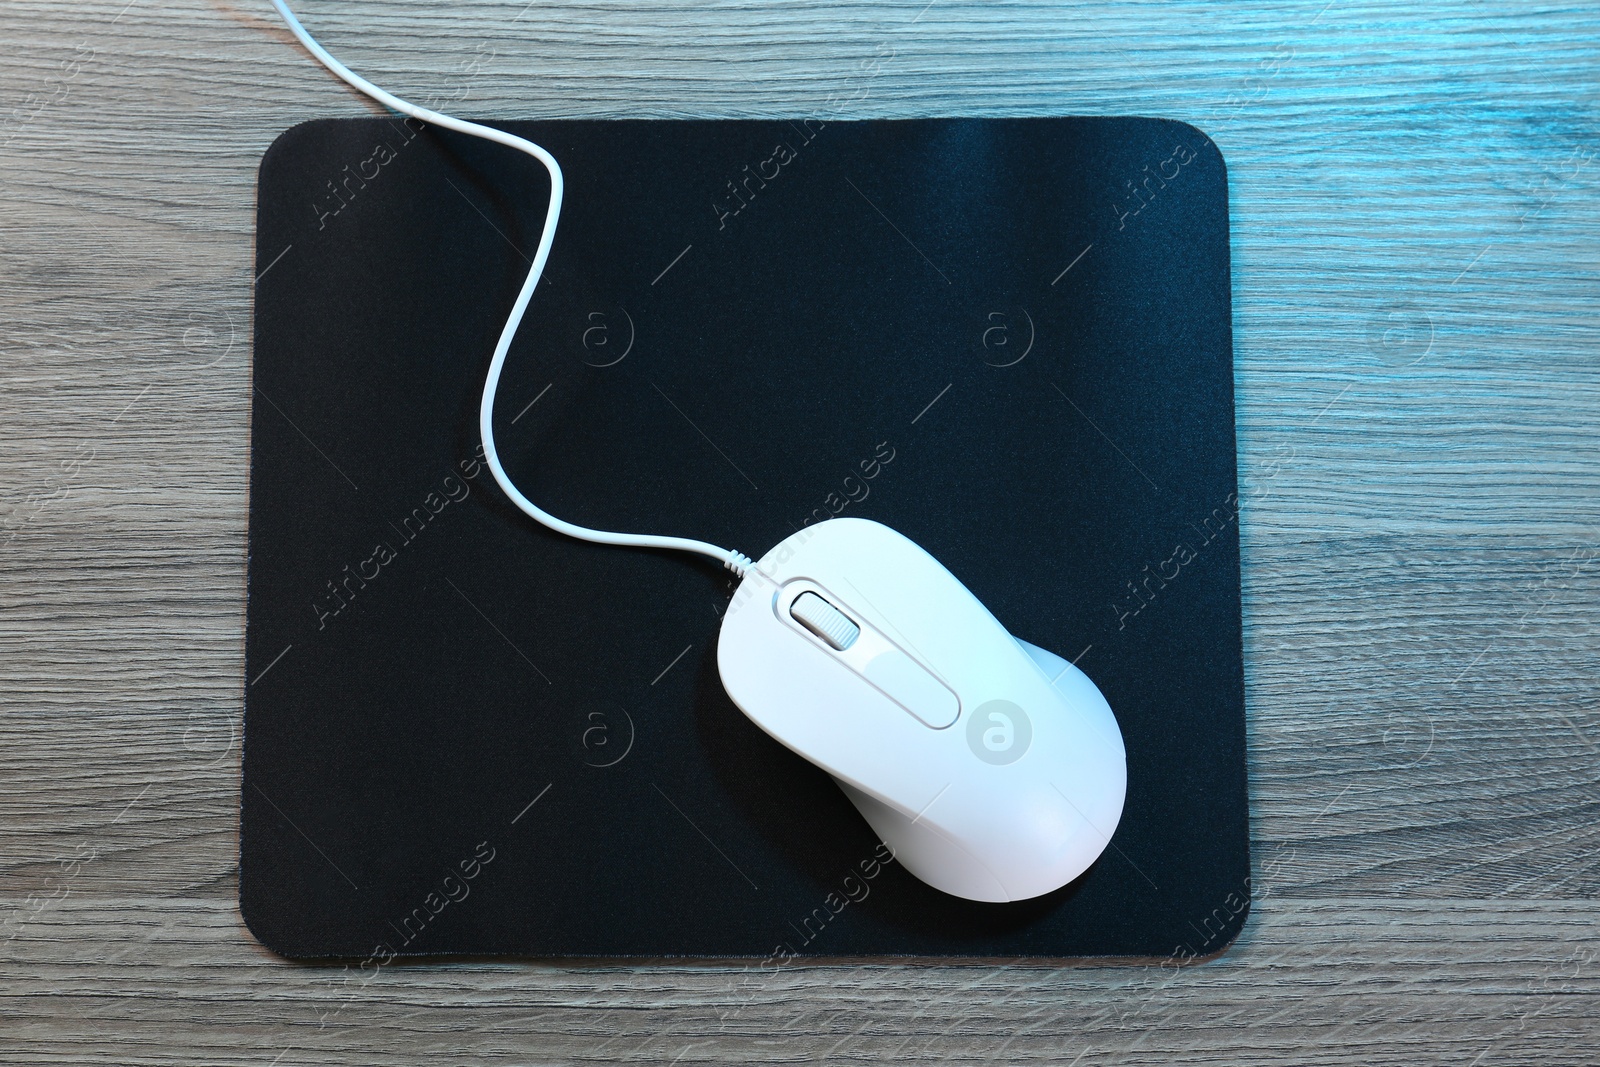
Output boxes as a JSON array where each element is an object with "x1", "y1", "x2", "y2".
[{"x1": 789, "y1": 592, "x2": 861, "y2": 651}]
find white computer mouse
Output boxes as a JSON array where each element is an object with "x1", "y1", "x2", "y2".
[
  {"x1": 269, "y1": 0, "x2": 1127, "y2": 903},
  {"x1": 717, "y1": 517, "x2": 1127, "y2": 903}
]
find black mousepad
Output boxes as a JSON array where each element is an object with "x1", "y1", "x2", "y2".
[{"x1": 243, "y1": 116, "x2": 1247, "y2": 960}]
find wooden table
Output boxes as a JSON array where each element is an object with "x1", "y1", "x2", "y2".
[{"x1": 2, "y1": 1, "x2": 1596, "y2": 1062}]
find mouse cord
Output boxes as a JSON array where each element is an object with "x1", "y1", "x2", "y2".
[{"x1": 269, "y1": 1, "x2": 755, "y2": 577}]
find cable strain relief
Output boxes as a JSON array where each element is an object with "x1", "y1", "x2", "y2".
[{"x1": 724, "y1": 551, "x2": 755, "y2": 577}]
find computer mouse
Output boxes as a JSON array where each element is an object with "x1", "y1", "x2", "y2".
[
  {"x1": 271, "y1": 0, "x2": 1126, "y2": 905},
  {"x1": 718, "y1": 517, "x2": 1127, "y2": 903}
]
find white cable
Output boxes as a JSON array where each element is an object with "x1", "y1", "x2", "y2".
[{"x1": 270, "y1": 1, "x2": 753, "y2": 576}]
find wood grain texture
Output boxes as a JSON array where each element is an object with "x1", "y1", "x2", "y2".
[{"x1": 1, "y1": 0, "x2": 1597, "y2": 1062}]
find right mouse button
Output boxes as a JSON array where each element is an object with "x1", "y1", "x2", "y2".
[{"x1": 862, "y1": 648, "x2": 959, "y2": 729}]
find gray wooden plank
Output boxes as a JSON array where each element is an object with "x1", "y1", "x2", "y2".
[{"x1": 1, "y1": 898, "x2": 1597, "y2": 1064}]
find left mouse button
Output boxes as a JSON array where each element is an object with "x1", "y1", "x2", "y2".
[
  {"x1": 863, "y1": 649, "x2": 960, "y2": 729},
  {"x1": 790, "y1": 591, "x2": 861, "y2": 650}
]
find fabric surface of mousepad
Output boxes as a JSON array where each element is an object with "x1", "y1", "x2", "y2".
[{"x1": 243, "y1": 115, "x2": 1247, "y2": 960}]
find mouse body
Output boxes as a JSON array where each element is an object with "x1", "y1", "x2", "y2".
[{"x1": 717, "y1": 518, "x2": 1127, "y2": 903}]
